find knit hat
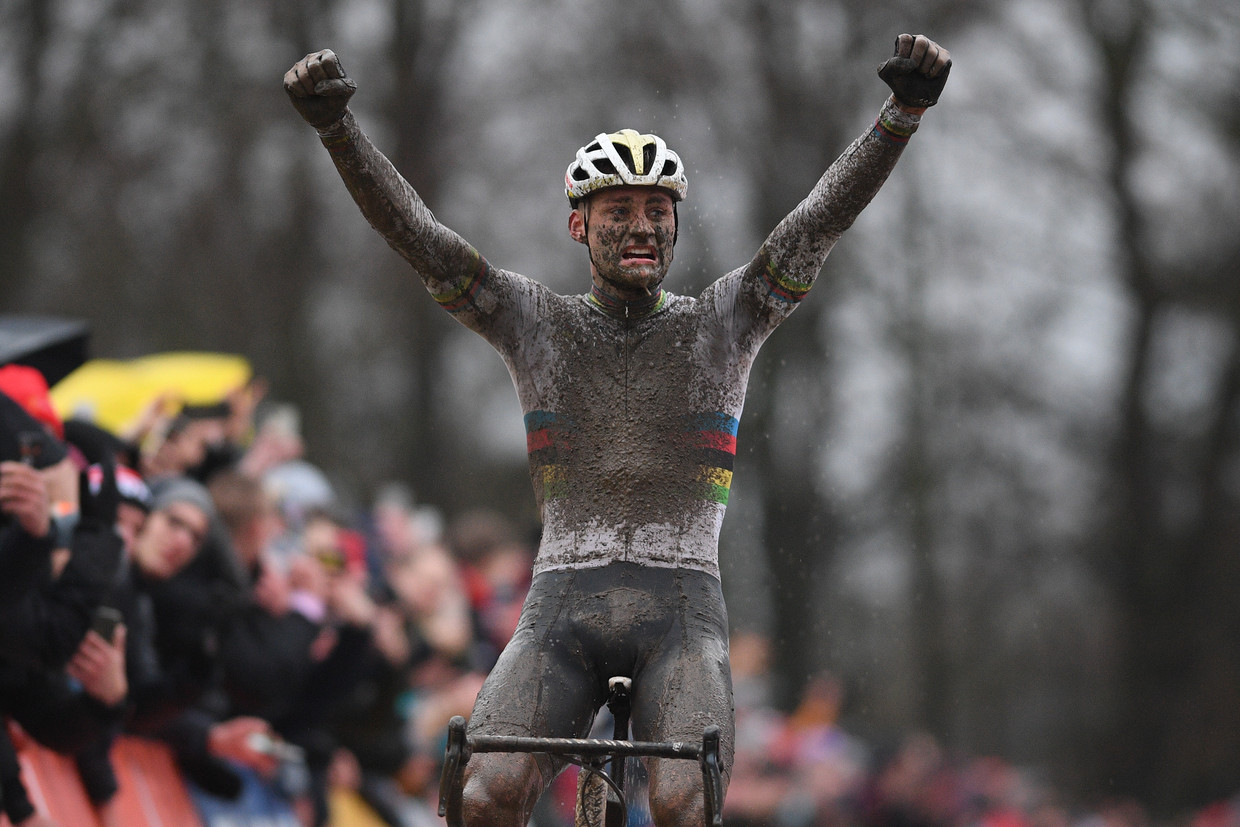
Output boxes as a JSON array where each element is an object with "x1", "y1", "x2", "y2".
[{"x1": 149, "y1": 475, "x2": 216, "y2": 520}]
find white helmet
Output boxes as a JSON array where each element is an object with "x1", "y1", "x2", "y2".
[{"x1": 565, "y1": 128, "x2": 688, "y2": 206}]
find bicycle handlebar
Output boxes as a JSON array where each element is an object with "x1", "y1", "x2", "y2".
[{"x1": 437, "y1": 716, "x2": 724, "y2": 827}]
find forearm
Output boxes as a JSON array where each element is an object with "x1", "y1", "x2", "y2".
[
  {"x1": 748, "y1": 97, "x2": 921, "y2": 306},
  {"x1": 315, "y1": 112, "x2": 487, "y2": 292}
]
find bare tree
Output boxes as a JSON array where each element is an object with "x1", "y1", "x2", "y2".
[{"x1": 1077, "y1": 0, "x2": 1240, "y2": 807}]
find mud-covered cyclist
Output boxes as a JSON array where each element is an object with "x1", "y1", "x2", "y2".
[{"x1": 285, "y1": 34, "x2": 950, "y2": 827}]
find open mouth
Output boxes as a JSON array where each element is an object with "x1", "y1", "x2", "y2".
[{"x1": 621, "y1": 246, "x2": 657, "y2": 266}]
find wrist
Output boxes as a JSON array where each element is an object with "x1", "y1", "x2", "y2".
[
  {"x1": 315, "y1": 110, "x2": 354, "y2": 144},
  {"x1": 889, "y1": 94, "x2": 928, "y2": 117},
  {"x1": 22, "y1": 514, "x2": 51, "y2": 540},
  {"x1": 873, "y1": 97, "x2": 921, "y2": 145}
]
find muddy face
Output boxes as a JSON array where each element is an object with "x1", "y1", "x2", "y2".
[{"x1": 578, "y1": 186, "x2": 676, "y2": 298}]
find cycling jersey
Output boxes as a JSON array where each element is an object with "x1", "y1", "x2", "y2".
[{"x1": 316, "y1": 99, "x2": 920, "y2": 581}]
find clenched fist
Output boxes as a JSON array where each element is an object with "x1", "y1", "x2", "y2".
[
  {"x1": 878, "y1": 34, "x2": 952, "y2": 109},
  {"x1": 284, "y1": 49, "x2": 358, "y2": 129}
]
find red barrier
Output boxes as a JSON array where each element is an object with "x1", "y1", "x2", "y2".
[
  {"x1": 3, "y1": 720, "x2": 203, "y2": 827},
  {"x1": 5, "y1": 719, "x2": 101, "y2": 827},
  {"x1": 108, "y1": 736, "x2": 203, "y2": 827}
]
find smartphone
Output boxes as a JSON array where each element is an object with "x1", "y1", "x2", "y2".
[
  {"x1": 17, "y1": 431, "x2": 42, "y2": 466},
  {"x1": 91, "y1": 606, "x2": 123, "y2": 642},
  {"x1": 247, "y1": 732, "x2": 305, "y2": 763}
]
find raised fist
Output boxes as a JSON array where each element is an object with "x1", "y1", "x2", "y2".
[
  {"x1": 284, "y1": 49, "x2": 358, "y2": 129},
  {"x1": 878, "y1": 34, "x2": 951, "y2": 109}
]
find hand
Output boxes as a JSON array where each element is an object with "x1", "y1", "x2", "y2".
[
  {"x1": 326, "y1": 571, "x2": 378, "y2": 629},
  {"x1": 252, "y1": 559, "x2": 291, "y2": 616},
  {"x1": 79, "y1": 461, "x2": 120, "y2": 529},
  {"x1": 66, "y1": 626, "x2": 128, "y2": 707},
  {"x1": 0, "y1": 460, "x2": 51, "y2": 538},
  {"x1": 878, "y1": 34, "x2": 951, "y2": 110},
  {"x1": 207, "y1": 716, "x2": 281, "y2": 776},
  {"x1": 284, "y1": 49, "x2": 357, "y2": 129}
]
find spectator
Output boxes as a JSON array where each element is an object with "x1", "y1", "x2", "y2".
[
  {"x1": 0, "y1": 388, "x2": 128, "y2": 827},
  {"x1": 0, "y1": 397, "x2": 124, "y2": 670},
  {"x1": 103, "y1": 475, "x2": 279, "y2": 800},
  {"x1": 445, "y1": 509, "x2": 533, "y2": 670},
  {"x1": 138, "y1": 406, "x2": 230, "y2": 483},
  {"x1": 202, "y1": 471, "x2": 383, "y2": 826}
]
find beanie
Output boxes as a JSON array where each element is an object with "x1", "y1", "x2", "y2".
[{"x1": 149, "y1": 475, "x2": 216, "y2": 521}]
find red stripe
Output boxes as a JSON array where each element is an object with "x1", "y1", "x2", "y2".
[
  {"x1": 685, "y1": 432, "x2": 737, "y2": 453},
  {"x1": 527, "y1": 430, "x2": 554, "y2": 453}
]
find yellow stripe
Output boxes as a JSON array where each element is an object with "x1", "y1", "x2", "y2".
[
  {"x1": 698, "y1": 466, "x2": 733, "y2": 489},
  {"x1": 542, "y1": 465, "x2": 568, "y2": 498}
]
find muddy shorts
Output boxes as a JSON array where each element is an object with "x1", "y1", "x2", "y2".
[{"x1": 466, "y1": 561, "x2": 734, "y2": 780}]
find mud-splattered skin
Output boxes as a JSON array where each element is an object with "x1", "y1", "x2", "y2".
[
  {"x1": 573, "y1": 186, "x2": 677, "y2": 299},
  {"x1": 314, "y1": 98, "x2": 921, "y2": 825}
]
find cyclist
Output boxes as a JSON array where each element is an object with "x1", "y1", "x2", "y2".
[{"x1": 286, "y1": 33, "x2": 950, "y2": 827}]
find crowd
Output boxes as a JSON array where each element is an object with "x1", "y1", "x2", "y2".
[
  {"x1": 1, "y1": 357, "x2": 1237, "y2": 827},
  {"x1": 0, "y1": 361, "x2": 514, "y2": 827}
]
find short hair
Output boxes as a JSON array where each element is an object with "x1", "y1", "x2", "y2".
[{"x1": 207, "y1": 470, "x2": 267, "y2": 536}]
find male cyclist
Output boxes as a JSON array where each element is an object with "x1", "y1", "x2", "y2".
[{"x1": 286, "y1": 34, "x2": 950, "y2": 827}]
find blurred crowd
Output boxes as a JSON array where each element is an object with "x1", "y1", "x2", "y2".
[
  {"x1": 0, "y1": 362, "x2": 522, "y2": 827},
  {"x1": 2, "y1": 358, "x2": 1237, "y2": 827}
]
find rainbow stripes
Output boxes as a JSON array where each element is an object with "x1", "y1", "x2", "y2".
[
  {"x1": 683, "y1": 412, "x2": 737, "y2": 505},
  {"x1": 525, "y1": 410, "x2": 572, "y2": 501},
  {"x1": 319, "y1": 131, "x2": 352, "y2": 155},
  {"x1": 523, "y1": 409, "x2": 739, "y2": 506},
  {"x1": 873, "y1": 111, "x2": 918, "y2": 146},
  {"x1": 587, "y1": 285, "x2": 666, "y2": 318},
  {"x1": 431, "y1": 251, "x2": 491, "y2": 313},
  {"x1": 761, "y1": 260, "x2": 812, "y2": 304}
]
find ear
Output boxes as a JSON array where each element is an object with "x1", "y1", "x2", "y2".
[{"x1": 568, "y1": 207, "x2": 588, "y2": 245}]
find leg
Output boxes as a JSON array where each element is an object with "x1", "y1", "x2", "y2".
[
  {"x1": 631, "y1": 572, "x2": 734, "y2": 827},
  {"x1": 460, "y1": 751, "x2": 546, "y2": 827},
  {"x1": 461, "y1": 569, "x2": 602, "y2": 825}
]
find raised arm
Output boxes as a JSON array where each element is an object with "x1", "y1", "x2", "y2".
[
  {"x1": 735, "y1": 34, "x2": 951, "y2": 331},
  {"x1": 284, "y1": 50, "x2": 502, "y2": 333}
]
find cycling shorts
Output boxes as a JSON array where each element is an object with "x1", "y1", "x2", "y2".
[{"x1": 466, "y1": 561, "x2": 734, "y2": 780}]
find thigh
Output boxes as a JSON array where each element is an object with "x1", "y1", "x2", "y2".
[
  {"x1": 630, "y1": 570, "x2": 734, "y2": 785},
  {"x1": 466, "y1": 569, "x2": 602, "y2": 785}
]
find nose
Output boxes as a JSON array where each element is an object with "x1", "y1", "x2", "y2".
[{"x1": 629, "y1": 212, "x2": 654, "y2": 236}]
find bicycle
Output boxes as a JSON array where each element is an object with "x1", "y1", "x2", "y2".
[{"x1": 438, "y1": 676, "x2": 725, "y2": 827}]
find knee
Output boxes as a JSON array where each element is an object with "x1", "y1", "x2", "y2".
[
  {"x1": 648, "y1": 782, "x2": 706, "y2": 827},
  {"x1": 460, "y1": 762, "x2": 539, "y2": 827}
]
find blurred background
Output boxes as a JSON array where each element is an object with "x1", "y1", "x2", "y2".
[{"x1": 3, "y1": 0, "x2": 1239, "y2": 816}]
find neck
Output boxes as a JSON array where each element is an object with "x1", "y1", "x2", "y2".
[{"x1": 588, "y1": 283, "x2": 665, "y2": 319}]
